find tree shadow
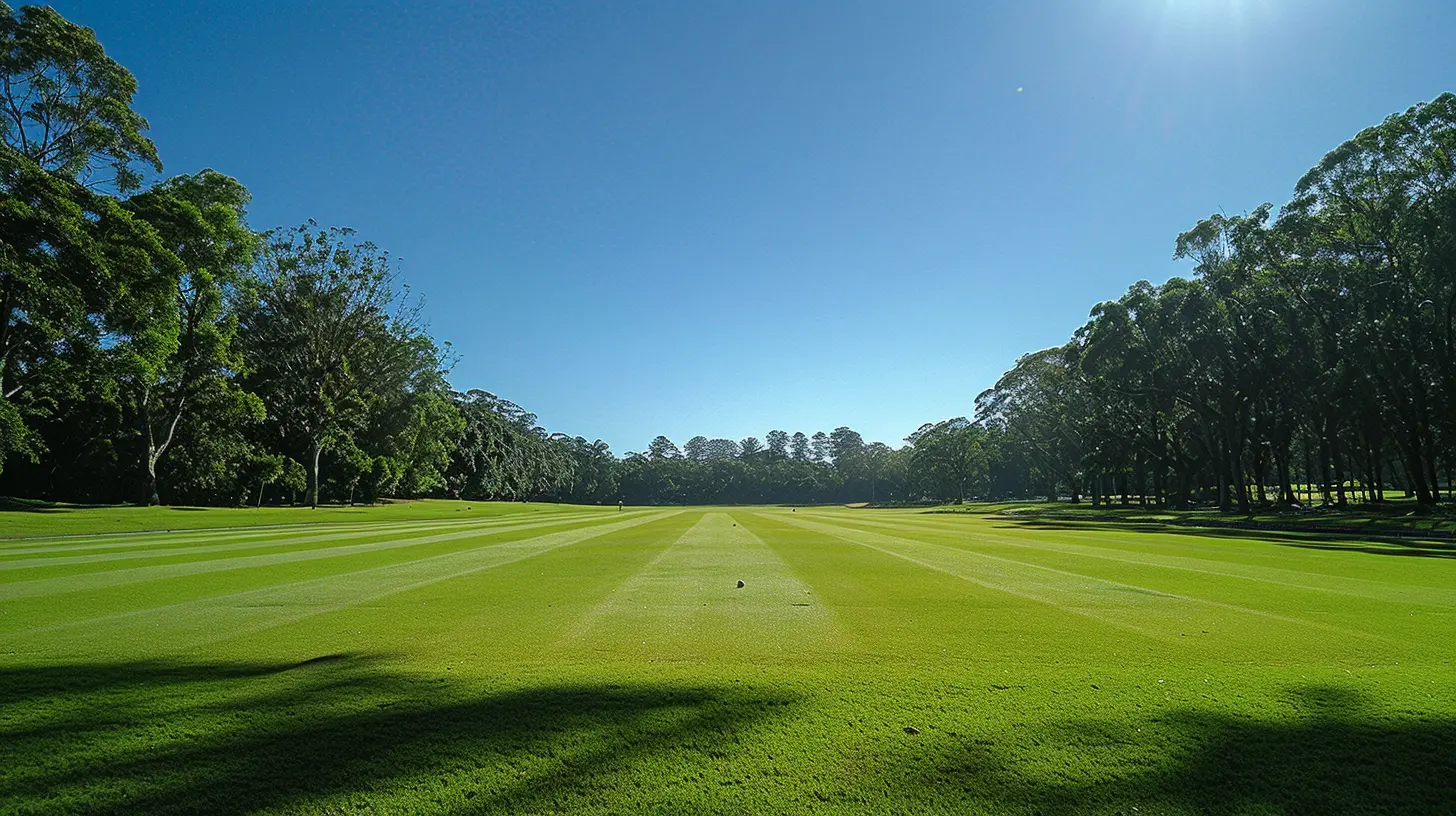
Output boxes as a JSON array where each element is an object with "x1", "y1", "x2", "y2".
[
  {"x1": 995, "y1": 516, "x2": 1456, "y2": 559},
  {"x1": 883, "y1": 684, "x2": 1456, "y2": 814},
  {"x1": 6, "y1": 661, "x2": 1452, "y2": 813},
  {"x1": 0, "y1": 496, "x2": 94, "y2": 514},
  {"x1": 0, "y1": 656, "x2": 796, "y2": 814}
]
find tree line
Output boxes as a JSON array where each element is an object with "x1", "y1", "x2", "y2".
[
  {"x1": 0, "y1": 5, "x2": 455, "y2": 507},
  {"x1": 3, "y1": 5, "x2": 1452, "y2": 511},
  {"x1": 0, "y1": 4, "x2": 985, "y2": 509},
  {"x1": 976, "y1": 93, "x2": 1456, "y2": 510}
]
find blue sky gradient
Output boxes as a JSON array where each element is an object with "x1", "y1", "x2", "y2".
[{"x1": 56, "y1": 1, "x2": 1456, "y2": 452}]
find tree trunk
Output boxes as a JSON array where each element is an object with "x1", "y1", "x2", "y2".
[
  {"x1": 1319, "y1": 432, "x2": 1334, "y2": 507},
  {"x1": 1172, "y1": 465, "x2": 1192, "y2": 510},
  {"x1": 1135, "y1": 456, "x2": 1147, "y2": 507},
  {"x1": 1331, "y1": 430, "x2": 1348, "y2": 508},
  {"x1": 1275, "y1": 446, "x2": 1293, "y2": 506},
  {"x1": 143, "y1": 460, "x2": 160, "y2": 507},
  {"x1": 1153, "y1": 456, "x2": 1166, "y2": 508},
  {"x1": 1310, "y1": 437, "x2": 1322, "y2": 507},
  {"x1": 1372, "y1": 441, "x2": 1385, "y2": 502},
  {"x1": 306, "y1": 438, "x2": 323, "y2": 508},
  {"x1": 1252, "y1": 444, "x2": 1269, "y2": 506},
  {"x1": 138, "y1": 385, "x2": 185, "y2": 507},
  {"x1": 1217, "y1": 434, "x2": 1233, "y2": 513},
  {"x1": 1427, "y1": 447, "x2": 1441, "y2": 504},
  {"x1": 0, "y1": 281, "x2": 14, "y2": 398}
]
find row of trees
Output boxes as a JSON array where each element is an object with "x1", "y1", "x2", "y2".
[
  {"x1": 438, "y1": 417, "x2": 994, "y2": 507},
  {"x1": 6, "y1": 6, "x2": 1452, "y2": 511},
  {"x1": 0, "y1": 4, "x2": 996, "y2": 509},
  {"x1": 976, "y1": 93, "x2": 1456, "y2": 510},
  {"x1": 0, "y1": 5, "x2": 455, "y2": 507}
]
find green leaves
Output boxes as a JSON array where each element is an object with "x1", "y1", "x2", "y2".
[
  {"x1": 239, "y1": 222, "x2": 459, "y2": 506},
  {"x1": 0, "y1": 2, "x2": 160, "y2": 191}
]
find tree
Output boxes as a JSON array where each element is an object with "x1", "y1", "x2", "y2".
[
  {"x1": 766, "y1": 430, "x2": 789, "y2": 464},
  {"x1": 554, "y1": 436, "x2": 616, "y2": 504},
  {"x1": 703, "y1": 438, "x2": 739, "y2": 461},
  {"x1": 0, "y1": 3, "x2": 165, "y2": 482},
  {"x1": 810, "y1": 431, "x2": 830, "y2": 463},
  {"x1": 863, "y1": 441, "x2": 896, "y2": 503},
  {"x1": 239, "y1": 223, "x2": 409, "y2": 506},
  {"x1": 683, "y1": 435, "x2": 710, "y2": 461},
  {"x1": 829, "y1": 427, "x2": 865, "y2": 470},
  {"x1": 157, "y1": 382, "x2": 267, "y2": 505},
  {"x1": 907, "y1": 418, "x2": 985, "y2": 503},
  {"x1": 0, "y1": 153, "x2": 177, "y2": 487},
  {"x1": 0, "y1": 2, "x2": 159, "y2": 190},
  {"x1": 647, "y1": 435, "x2": 681, "y2": 461},
  {"x1": 446, "y1": 390, "x2": 571, "y2": 501},
  {"x1": 739, "y1": 436, "x2": 764, "y2": 460},
  {"x1": 976, "y1": 346, "x2": 1089, "y2": 502},
  {"x1": 790, "y1": 431, "x2": 810, "y2": 461},
  {"x1": 120, "y1": 170, "x2": 258, "y2": 503},
  {"x1": 381, "y1": 387, "x2": 465, "y2": 498}
]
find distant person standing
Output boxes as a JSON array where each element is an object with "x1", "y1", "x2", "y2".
[{"x1": 618, "y1": 500, "x2": 623, "y2": 512}]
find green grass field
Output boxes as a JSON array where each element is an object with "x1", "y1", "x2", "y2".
[{"x1": 2, "y1": 502, "x2": 1453, "y2": 814}]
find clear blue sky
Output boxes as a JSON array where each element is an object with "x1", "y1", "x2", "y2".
[{"x1": 56, "y1": 1, "x2": 1456, "y2": 453}]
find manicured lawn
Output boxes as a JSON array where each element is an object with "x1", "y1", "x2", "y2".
[
  {"x1": 2, "y1": 504, "x2": 1452, "y2": 814},
  {"x1": 0, "y1": 498, "x2": 566, "y2": 539}
]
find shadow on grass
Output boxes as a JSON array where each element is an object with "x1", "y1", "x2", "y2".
[
  {"x1": 0, "y1": 656, "x2": 795, "y2": 814},
  {"x1": 885, "y1": 684, "x2": 1456, "y2": 815},
  {"x1": 996, "y1": 516, "x2": 1456, "y2": 559},
  {"x1": 0, "y1": 496, "x2": 96, "y2": 514},
  {"x1": 3, "y1": 660, "x2": 1453, "y2": 813}
]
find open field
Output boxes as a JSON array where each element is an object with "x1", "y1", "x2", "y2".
[{"x1": 2, "y1": 503, "x2": 1453, "y2": 814}]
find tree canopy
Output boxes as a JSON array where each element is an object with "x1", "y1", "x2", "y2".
[{"x1": 4, "y1": 5, "x2": 1456, "y2": 512}]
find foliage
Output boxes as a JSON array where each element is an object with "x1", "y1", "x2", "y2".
[
  {"x1": 5, "y1": 3, "x2": 1456, "y2": 513},
  {"x1": 975, "y1": 94, "x2": 1456, "y2": 510},
  {"x1": 0, "y1": 1, "x2": 159, "y2": 191}
]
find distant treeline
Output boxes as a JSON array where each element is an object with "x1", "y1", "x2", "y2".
[
  {"x1": 0, "y1": 4, "x2": 970, "y2": 509},
  {"x1": 2, "y1": 6, "x2": 1453, "y2": 510}
]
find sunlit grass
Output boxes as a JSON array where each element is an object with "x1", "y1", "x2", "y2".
[
  {"x1": 0, "y1": 498, "x2": 584, "y2": 540},
  {"x1": 2, "y1": 504, "x2": 1452, "y2": 813}
]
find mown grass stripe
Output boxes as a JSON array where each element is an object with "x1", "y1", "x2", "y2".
[
  {"x1": 803, "y1": 511, "x2": 1456, "y2": 609},
  {"x1": 822, "y1": 509, "x2": 1449, "y2": 578},
  {"x1": 0, "y1": 510, "x2": 602, "y2": 568},
  {"x1": 7, "y1": 511, "x2": 680, "y2": 652},
  {"x1": 0, "y1": 512, "x2": 657, "y2": 602},
  {"x1": 0, "y1": 509, "x2": 600, "y2": 556},
  {"x1": 562, "y1": 513, "x2": 834, "y2": 660},
  {"x1": 772, "y1": 513, "x2": 1392, "y2": 649}
]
